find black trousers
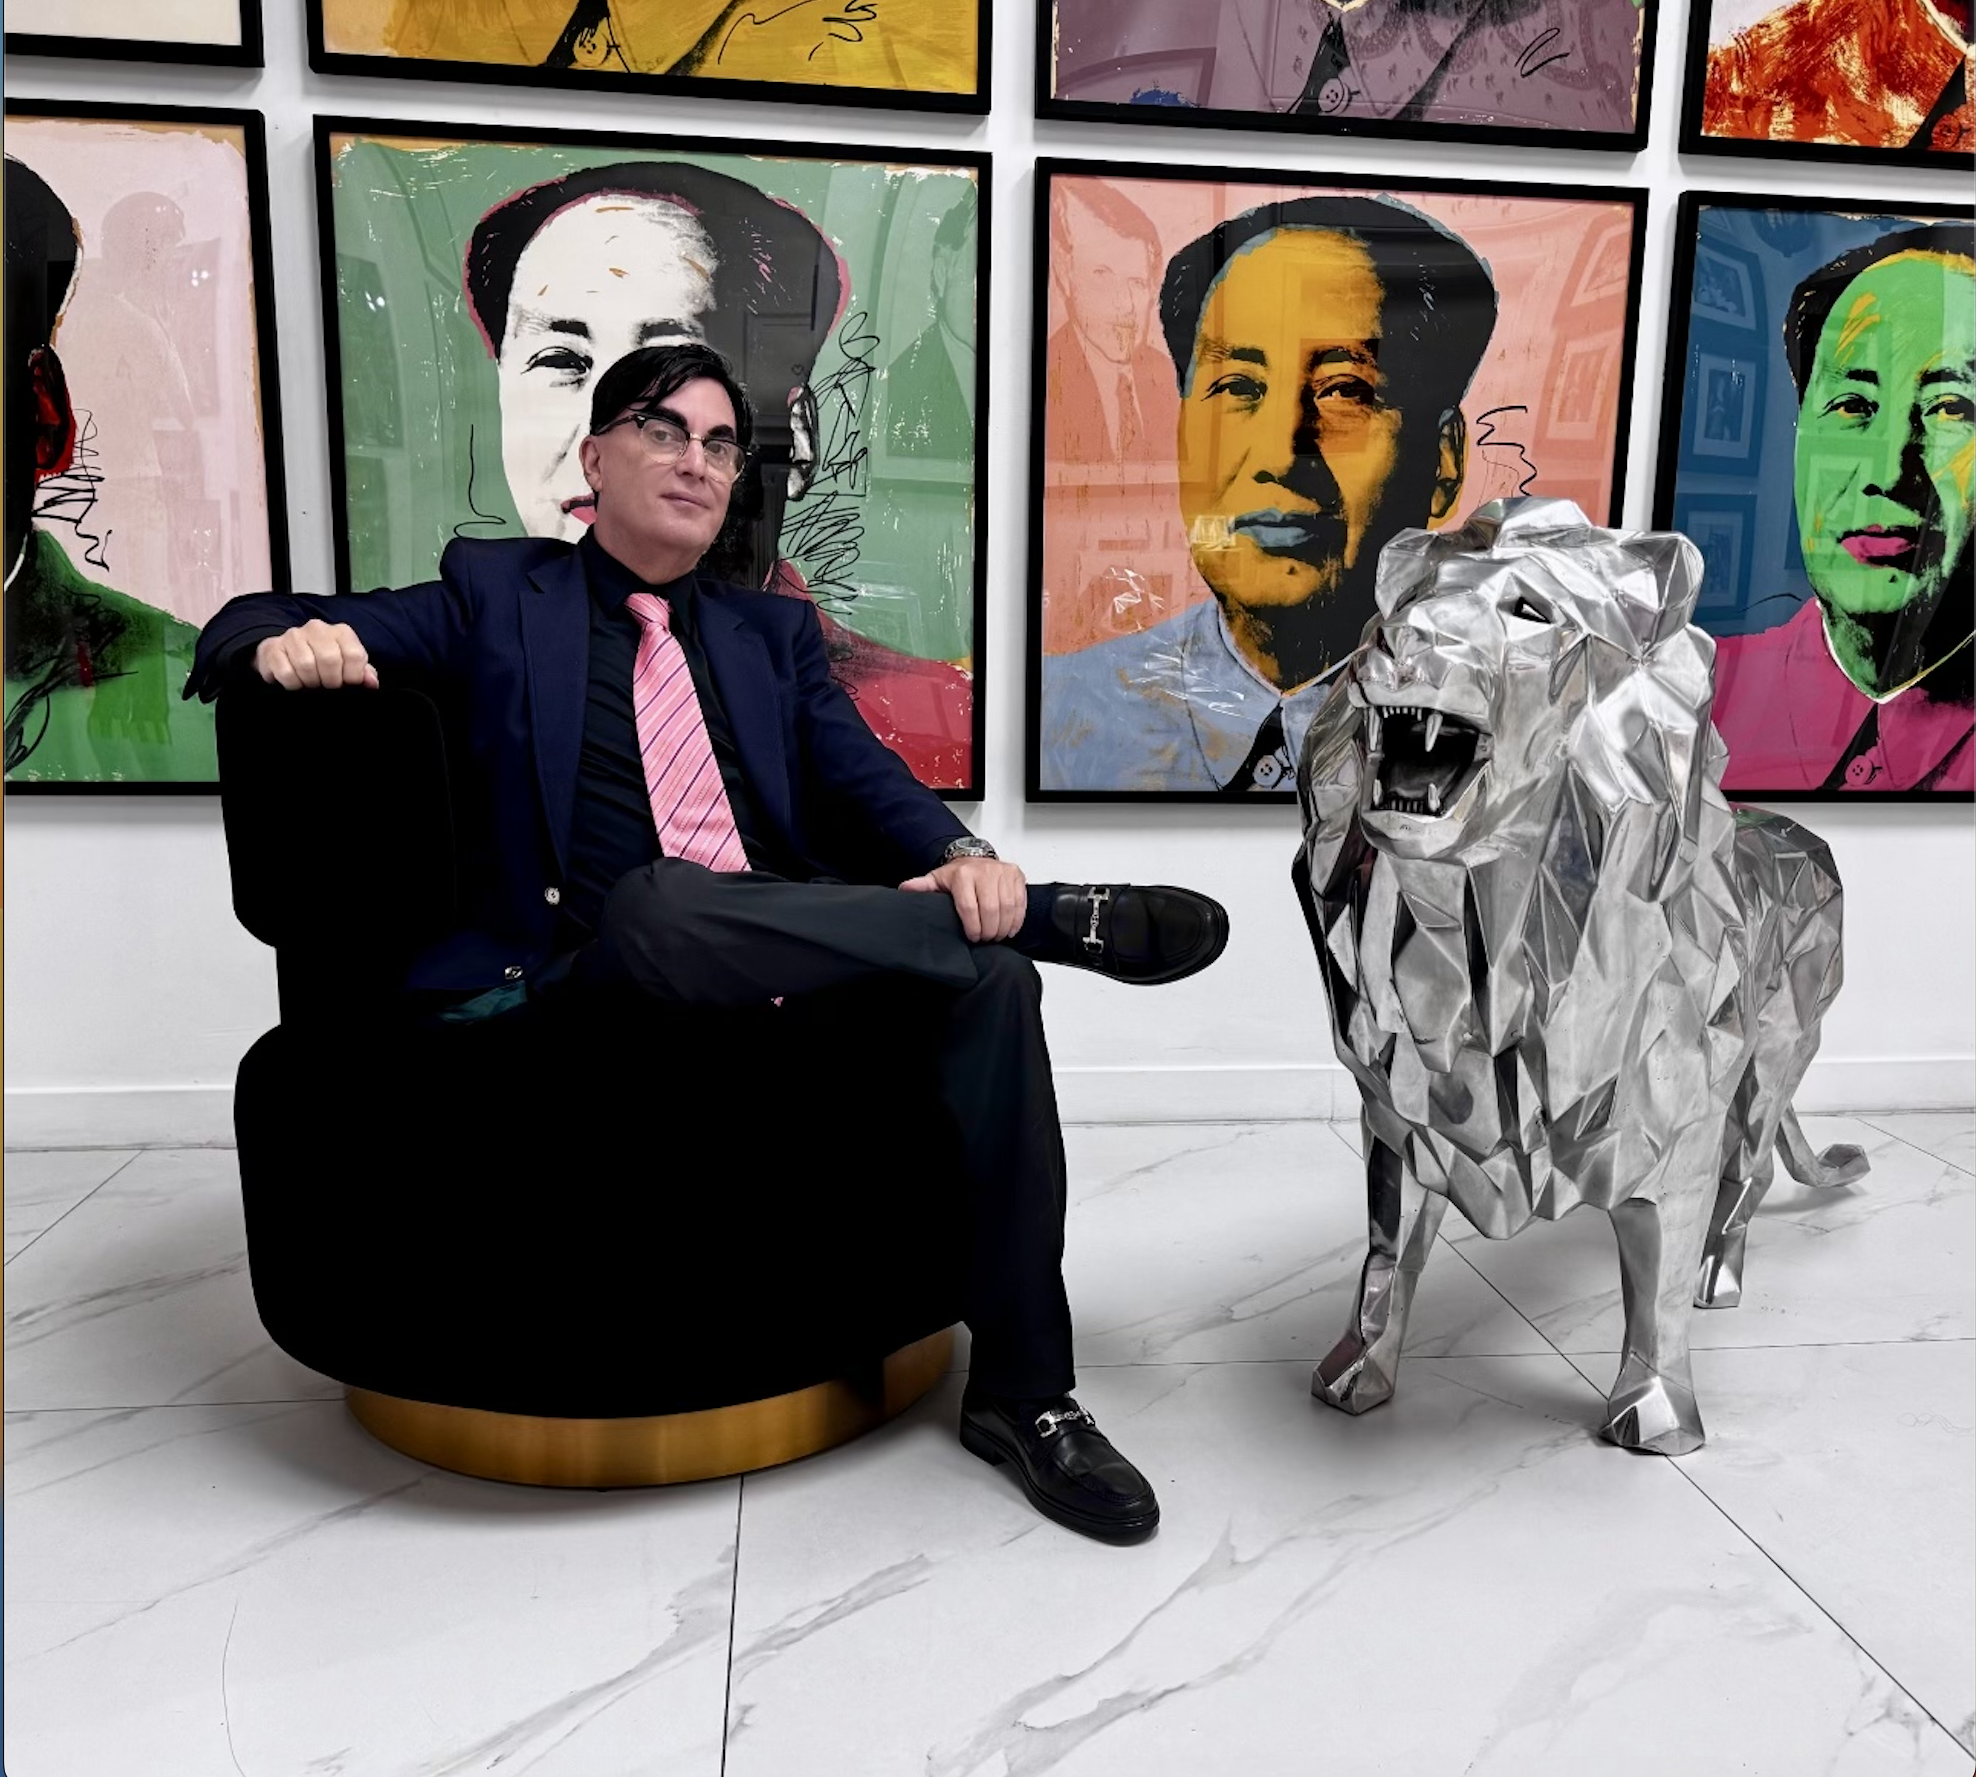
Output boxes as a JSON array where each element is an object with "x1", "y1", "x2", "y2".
[{"x1": 586, "y1": 859, "x2": 1076, "y2": 1400}]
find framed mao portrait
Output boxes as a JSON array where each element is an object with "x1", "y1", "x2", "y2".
[
  {"x1": 1680, "y1": 0, "x2": 1973, "y2": 166},
  {"x1": 1655, "y1": 192, "x2": 1976, "y2": 799},
  {"x1": 308, "y1": 1, "x2": 988, "y2": 113},
  {"x1": 1027, "y1": 160, "x2": 1645, "y2": 802},
  {"x1": 1039, "y1": 0, "x2": 1654, "y2": 150},
  {"x1": 316, "y1": 118, "x2": 987, "y2": 797},
  {"x1": 4, "y1": 0, "x2": 262, "y2": 66},
  {"x1": 4, "y1": 101, "x2": 289, "y2": 793}
]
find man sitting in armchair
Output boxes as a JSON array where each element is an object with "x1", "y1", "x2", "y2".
[{"x1": 188, "y1": 342, "x2": 1228, "y2": 1544}]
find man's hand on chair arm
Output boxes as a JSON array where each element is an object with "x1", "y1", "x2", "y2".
[{"x1": 253, "y1": 619, "x2": 379, "y2": 691}]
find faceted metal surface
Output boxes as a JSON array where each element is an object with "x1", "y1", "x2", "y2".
[{"x1": 1295, "y1": 498, "x2": 1868, "y2": 1455}]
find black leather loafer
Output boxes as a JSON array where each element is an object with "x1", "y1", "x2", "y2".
[
  {"x1": 958, "y1": 1392, "x2": 1160, "y2": 1544},
  {"x1": 1034, "y1": 883, "x2": 1228, "y2": 986}
]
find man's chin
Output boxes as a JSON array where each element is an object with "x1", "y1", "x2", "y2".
[{"x1": 1189, "y1": 546, "x2": 1348, "y2": 613}]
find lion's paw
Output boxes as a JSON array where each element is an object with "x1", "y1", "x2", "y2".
[
  {"x1": 1601, "y1": 1376, "x2": 1705, "y2": 1456},
  {"x1": 1312, "y1": 1334, "x2": 1397, "y2": 1416}
]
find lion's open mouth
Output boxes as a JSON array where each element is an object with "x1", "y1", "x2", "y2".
[{"x1": 1366, "y1": 703, "x2": 1488, "y2": 817}]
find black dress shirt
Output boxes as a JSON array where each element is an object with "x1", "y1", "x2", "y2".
[{"x1": 558, "y1": 532, "x2": 803, "y2": 943}]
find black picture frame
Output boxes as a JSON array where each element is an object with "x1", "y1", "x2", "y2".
[
  {"x1": 4, "y1": 0, "x2": 263, "y2": 68},
  {"x1": 4, "y1": 97, "x2": 290, "y2": 798},
  {"x1": 1677, "y1": 0, "x2": 1975, "y2": 170},
  {"x1": 306, "y1": 0, "x2": 990, "y2": 115},
  {"x1": 1652, "y1": 189, "x2": 1976, "y2": 803},
  {"x1": 1035, "y1": 1, "x2": 1656, "y2": 152},
  {"x1": 1026, "y1": 157, "x2": 1647, "y2": 805},
  {"x1": 313, "y1": 114, "x2": 990, "y2": 802}
]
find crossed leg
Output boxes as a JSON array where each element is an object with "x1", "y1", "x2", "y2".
[{"x1": 589, "y1": 858, "x2": 1076, "y2": 1400}]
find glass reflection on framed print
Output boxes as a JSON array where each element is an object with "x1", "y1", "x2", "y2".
[
  {"x1": 1027, "y1": 160, "x2": 1645, "y2": 803},
  {"x1": 4, "y1": 101, "x2": 289, "y2": 793},
  {"x1": 1039, "y1": 0, "x2": 1654, "y2": 150},
  {"x1": 5, "y1": 0, "x2": 262, "y2": 67},
  {"x1": 308, "y1": 1, "x2": 987, "y2": 113},
  {"x1": 316, "y1": 118, "x2": 987, "y2": 797},
  {"x1": 1654, "y1": 192, "x2": 1975, "y2": 800},
  {"x1": 1680, "y1": 0, "x2": 1972, "y2": 167}
]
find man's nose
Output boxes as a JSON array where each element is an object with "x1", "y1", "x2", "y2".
[
  {"x1": 1860, "y1": 408, "x2": 1933, "y2": 514},
  {"x1": 1255, "y1": 385, "x2": 1339, "y2": 505}
]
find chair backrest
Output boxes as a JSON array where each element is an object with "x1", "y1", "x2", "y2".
[{"x1": 217, "y1": 683, "x2": 459, "y2": 1016}]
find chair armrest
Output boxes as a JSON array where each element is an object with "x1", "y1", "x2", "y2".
[{"x1": 217, "y1": 681, "x2": 459, "y2": 1011}]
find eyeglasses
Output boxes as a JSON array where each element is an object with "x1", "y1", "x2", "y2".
[{"x1": 603, "y1": 412, "x2": 749, "y2": 482}]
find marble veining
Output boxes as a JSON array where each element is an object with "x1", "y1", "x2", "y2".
[
  {"x1": 4, "y1": 1148, "x2": 137, "y2": 1262},
  {"x1": 6, "y1": 1120, "x2": 1971, "y2": 1775}
]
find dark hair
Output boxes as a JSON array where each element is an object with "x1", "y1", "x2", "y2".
[
  {"x1": 1158, "y1": 195, "x2": 1497, "y2": 405},
  {"x1": 588, "y1": 343, "x2": 765, "y2": 579},
  {"x1": 5, "y1": 156, "x2": 79, "y2": 352},
  {"x1": 588, "y1": 341, "x2": 754, "y2": 447},
  {"x1": 1050, "y1": 179, "x2": 1162, "y2": 271},
  {"x1": 1784, "y1": 220, "x2": 1976, "y2": 398},
  {"x1": 463, "y1": 159, "x2": 843, "y2": 394}
]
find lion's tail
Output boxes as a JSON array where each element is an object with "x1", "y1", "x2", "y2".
[{"x1": 1774, "y1": 1106, "x2": 1870, "y2": 1189}]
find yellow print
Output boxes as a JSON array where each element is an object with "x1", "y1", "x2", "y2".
[{"x1": 322, "y1": 0, "x2": 979, "y2": 92}]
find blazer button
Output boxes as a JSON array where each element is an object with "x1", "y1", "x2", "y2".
[
  {"x1": 503, "y1": 964, "x2": 524, "y2": 982},
  {"x1": 544, "y1": 886, "x2": 562, "y2": 906}
]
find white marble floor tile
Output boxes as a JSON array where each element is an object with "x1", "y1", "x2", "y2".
[
  {"x1": 4, "y1": 1149, "x2": 137, "y2": 1262},
  {"x1": 1444, "y1": 1117, "x2": 1974, "y2": 1350},
  {"x1": 1570, "y1": 1340, "x2": 1976, "y2": 1757},
  {"x1": 3, "y1": 1147, "x2": 338, "y2": 1410},
  {"x1": 726, "y1": 1359, "x2": 1963, "y2": 1777},
  {"x1": 1062, "y1": 1122, "x2": 1545, "y2": 1368},
  {"x1": 1860, "y1": 1112, "x2": 1976, "y2": 1176},
  {"x1": 4, "y1": 1401, "x2": 737, "y2": 1777}
]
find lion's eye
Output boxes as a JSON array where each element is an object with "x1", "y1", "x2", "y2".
[{"x1": 1507, "y1": 596, "x2": 1549, "y2": 624}]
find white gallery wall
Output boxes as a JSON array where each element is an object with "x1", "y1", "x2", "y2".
[{"x1": 5, "y1": 1, "x2": 1973, "y2": 1146}]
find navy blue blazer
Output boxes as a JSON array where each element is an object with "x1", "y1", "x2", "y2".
[{"x1": 191, "y1": 537, "x2": 972, "y2": 990}]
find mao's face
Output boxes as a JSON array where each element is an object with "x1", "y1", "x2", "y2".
[
  {"x1": 1794, "y1": 250, "x2": 1976, "y2": 685},
  {"x1": 495, "y1": 194, "x2": 717, "y2": 540},
  {"x1": 1058, "y1": 202, "x2": 1155, "y2": 367},
  {"x1": 1176, "y1": 228, "x2": 1428, "y2": 617}
]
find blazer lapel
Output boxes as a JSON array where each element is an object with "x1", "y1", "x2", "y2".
[
  {"x1": 520, "y1": 549, "x2": 591, "y2": 874},
  {"x1": 696, "y1": 583, "x2": 795, "y2": 843}
]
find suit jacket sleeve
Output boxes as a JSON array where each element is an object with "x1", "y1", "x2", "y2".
[
  {"x1": 185, "y1": 567, "x2": 473, "y2": 703},
  {"x1": 786, "y1": 598, "x2": 971, "y2": 878}
]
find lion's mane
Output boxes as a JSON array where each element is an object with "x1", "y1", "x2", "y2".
[{"x1": 1297, "y1": 500, "x2": 1754, "y2": 1236}]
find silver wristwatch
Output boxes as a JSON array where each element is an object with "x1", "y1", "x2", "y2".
[{"x1": 941, "y1": 836, "x2": 999, "y2": 863}]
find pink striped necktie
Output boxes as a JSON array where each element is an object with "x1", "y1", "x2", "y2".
[{"x1": 625, "y1": 591, "x2": 750, "y2": 873}]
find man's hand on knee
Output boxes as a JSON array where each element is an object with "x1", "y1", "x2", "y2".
[
  {"x1": 899, "y1": 857, "x2": 1027, "y2": 943},
  {"x1": 254, "y1": 620, "x2": 378, "y2": 691}
]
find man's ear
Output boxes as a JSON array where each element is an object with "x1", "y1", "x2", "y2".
[
  {"x1": 29, "y1": 346, "x2": 77, "y2": 482},
  {"x1": 786, "y1": 384, "x2": 818, "y2": 501},
  {"x1": 577, "y1": 431, "x2": 603, "y2": 492},
  {"x1": 1427, "y1": 406, "x2": 1467, "y2": 525}
]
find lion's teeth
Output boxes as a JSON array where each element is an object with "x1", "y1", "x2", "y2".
[
  {"x1": 1427, "y1": 783, "x2": 1442, "y2": 815},
  {"x1": 1425, "y1": 711, "x2": 1443, "y2": 752},
  {"x1": 1371, "y1": 780, "x2": 1384, "y2": 806}
]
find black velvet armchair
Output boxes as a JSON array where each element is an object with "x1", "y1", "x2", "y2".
[{"x1": 218, "y1": 680, "x2": 963, "y2": 1484}]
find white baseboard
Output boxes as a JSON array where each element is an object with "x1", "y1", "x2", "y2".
[
  {"x1": 3, "y1": 1085, "x2": 237, "y2": 1150},
  {"x1": 5, "y1": 1056, "x2": 1972, "y2": 1148},
  {"x1": 1052, "y1": 1054, "x2": 1975, "y2": 1124}
]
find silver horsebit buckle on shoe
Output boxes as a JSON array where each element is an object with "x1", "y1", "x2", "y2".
[
  {"x1": 1081, "y1": 887, "x2": 1110, "y2": 956},
  {"x1": 1034, "y1": 1404, "x2": 1097, "y2": 1440}
]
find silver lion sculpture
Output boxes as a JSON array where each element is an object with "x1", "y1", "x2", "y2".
[{"x1": 1295, "y1": 497, "x2": 1867, "y2": 1455}]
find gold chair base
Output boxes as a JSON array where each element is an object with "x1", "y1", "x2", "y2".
[{"x1": 344, "y1": 1329, "x2": 953, "y2": 1488}]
